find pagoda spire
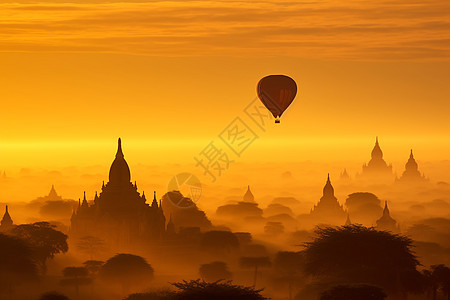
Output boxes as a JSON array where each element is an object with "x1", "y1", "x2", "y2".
[
  {"x1": 340, "y1": 168, "x2": 350, "y2": 179},
  {"x1": 1, "y1": 205, "x2": 13, "y2": 228},
  {"x1": 116, "y1": 137, "x2": 124, "y2": 158},
  {"x1": 371, "y1": 136, "x2": 383, "y2": 159},
  {"x1": 383, "y1": 200, "x2": 390, "y2": 216},
  {"x1": 151, "y1": 191, "x2": 158, "y2": 208},
  {"x1": 323, "y1": 173, "x2": 335, "y2": 197},
  {"x1": 243, "y1": 185, "x2": 255, "y2": 202},
  {"x1": 376, "y1": 200, "x2": 398, "y2": 232},
  {"x1": 109, "y1": 138, "x2": 131, "y2": 184},
  {"x1": 81, "y1": 191, "x2": 89, "y2": 207},
  {"x1": 166, "y1": 213, "x2": 176, "y2": 234},
  {"x1": 47, "y1": 184, "x2": 60, "y2": 199}
]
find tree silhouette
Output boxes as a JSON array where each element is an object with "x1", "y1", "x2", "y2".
[
  {"x1": 345, "y1": 193, "x2": 382, "y2": 224},
  {"x1": 39, "y1": 291, "x2": 70, "y2": 300},
  {"x1": 124, "y1": 290, "x2": 176, "y2": 300},
  {"x1": 273, "y1": 251, "x2": 305, "y2": 300},
  {"x1": 83, "y1": 260, "x2": 104, "y2": 297},
  {"x1": 172, "y1": 279, "x2": 268, "y2": 300},
  {"x1": 11, "y1": 222, "x2": 68, "y2": 273},
  {"x1": 100, "y1": 253, "x2": 154, "y2": 294},
  {"x1": 264, "y1": 221, "x2": 284, "y2": 235},
  {"x1": 60, "y1": 266, "x2": 91, "y2": 299},
  {"x1": 76, "y1": 236, "x2": 106, "y2": 260},
  {"x1": 124, "y1": 280, "x2": 268, "y2": 300},
  {"x1": 303, "y1": 225, "x2": 422, "y2": 297},
  {"x1": 320, "y1": 284, "x2": 387, "y2": 300},
  {"x1": 83, "y1": 260, "x2": 104, "y2": 277},
  {"x1": 199, "y1": 261, "x2": 232, "y2": 282},
  {"x1": 428, "y1": 264, "x2": 450, "y2": 300},
  {"x1": 239, "y1": 256, "x2": 271, "y2": 287},
  {"x1": 200, "y1": 231, "x2": 239, "y2": 256},
  {"x1": 0, "y1": 233, "x2": 38, "y2": 296},
  {"x1": 423, "y1": 268, "x2": 439, "y2": 300}
]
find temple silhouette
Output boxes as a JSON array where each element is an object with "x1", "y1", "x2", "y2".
[
  {"x1": 216, "y1": 185, "x2": 263, "y2": 222},
  {"x1": 243, "y1": 185, "x2": 255, "y2": 203},
  {"x1": 360, "y1": 137, "x2": 393, "y2": 178},
  {"x1": 47, "y1": 185, "x2": 62, "y2": 201},
  {"x1": 376, "y1": 201, "x2": 399, "y2": 232},
  {"x1": 0, "y1": 205, "x2": 14, "y2": 232},
  {"x1": 310, "y1": 174, "x2": 346, "y2": 224},
  {"x1": 70, "y1": 138, "x2": 167, "y2": 248},
  {"x1": 396, "y1": 149, "x2": 427, "y2": 183},
  {"x1": 340, "y1": 168, "x2": 350, "y2": 180}
]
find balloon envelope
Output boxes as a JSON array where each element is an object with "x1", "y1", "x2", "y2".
[{"x1": 257, "y1": 75, "x2": 297, "y2": 122}]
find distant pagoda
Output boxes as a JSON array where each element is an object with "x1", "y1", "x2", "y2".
[
  {"x1": 243, "y1": 185, "x2": 255, "y2": 203},
  {"x1": 340, "y1": 169, "x2": 350, "y2": 180},
  {"x1": 310, "y1": 174, "x2": 346, "y2": 224},
  {"x1": 0, "y1": 205, "x2": 14, "y2": 232},
  {"x1": 376, "y1": 201, "x2": 399, "y2": 232},
  {"x1": 359, "y1": 137, "x2": 393, "y2": 181},
  {"x1": 397, "y1": 150, "x2": 427, "y2": 183}
]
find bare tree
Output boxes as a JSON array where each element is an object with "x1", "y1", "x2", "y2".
[
  {"x1": 273, "y1": 251, "x2": 305, "y2": 300},
  {"x1": 239, "y1": 256, "x2": 271, "y2": 287},
  {"x1": 60, "y1": 266, "x2": 91, "y2": 299}
]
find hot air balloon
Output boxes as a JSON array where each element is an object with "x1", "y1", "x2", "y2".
[{"x1": 257, "y1": 75, "x2": 297, "y2": 123}]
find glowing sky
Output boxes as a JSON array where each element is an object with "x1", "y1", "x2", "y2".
[
  {"x1": 0, "y1": 0, "x2": 449, "y2": 169},
  {"x1": 1, "y1": 0, "x2": 449, "y2": 59}
]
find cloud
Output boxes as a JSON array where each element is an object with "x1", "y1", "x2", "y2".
[{"x1": 0, "y1": 0, "x2": 448, "y2": 60}]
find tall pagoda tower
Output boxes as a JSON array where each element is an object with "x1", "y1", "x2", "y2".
[
  {"x1": 70, "y1": 138, "x2": 166, "y2": 248},
  {"x1": 310, "y1": 174, "x2": 346, "y2": 224},
  {"x1": 243, "y1": 185, "x2": 255, "y2": 203},
  {"x1": 0, "y1": 205, "x2": 14, "y2": 232},
  {"x1": 376, "y1": 201, "x2": 399, "y2": 232},
  {"x1": 397, "y1": 150, "x2": 427, "y2": 183},
  {"x1": 360, "y1": 137, "x2": 393, "y2": 180}
]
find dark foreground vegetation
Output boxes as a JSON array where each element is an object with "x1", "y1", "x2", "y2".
[
  {"x1": 125, "y1": 280, "x2": 268, "y2": 300},
  {"x1": 2, "y1": 224, "x2": 450, "y2": 300}
]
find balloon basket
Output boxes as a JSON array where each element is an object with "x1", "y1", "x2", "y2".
[{"x1": 275, "y1": 119, "x2": 280, "y2": 124}]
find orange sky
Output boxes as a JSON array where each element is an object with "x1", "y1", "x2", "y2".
[{"x1": 0, "y1": 0, "x2": 449, "y2": 170}]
